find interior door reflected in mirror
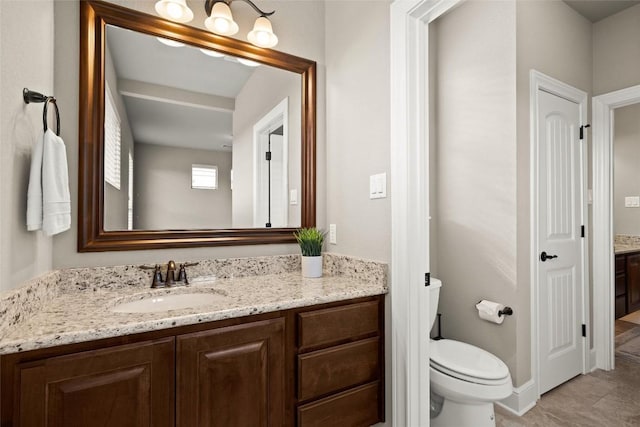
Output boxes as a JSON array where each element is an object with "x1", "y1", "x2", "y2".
[{"x1": 103, "y1": 25, "x2": 301, "y2": 231}]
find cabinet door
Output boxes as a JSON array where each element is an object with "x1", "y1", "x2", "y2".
[
  {"x1": 177, "y1": 318, "x2": 285, "y2": 427},
  {"x1": 15, "y1": 338, "x2": 174, "y2": 427},
  {"x1": 627, "y1": 253, "x2": 640, "y2": 313}
]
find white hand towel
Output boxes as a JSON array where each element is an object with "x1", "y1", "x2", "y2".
[
  {"x1": 42, "y1": 129, "x2": 71, "y2": 236},
  {"x1": 26, "y1": 132, "x2": 44, "y2": 231}
]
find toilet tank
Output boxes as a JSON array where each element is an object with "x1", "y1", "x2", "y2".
[{"x1": 429, "y1": 278, "x2": 442, "y2": 330}]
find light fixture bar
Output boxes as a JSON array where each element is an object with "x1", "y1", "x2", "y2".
[{"x1": 204, "y1": 0, "x2": 274, "y2": 18}]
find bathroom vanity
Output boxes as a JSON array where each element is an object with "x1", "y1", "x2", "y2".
[
  {"x1": 614, "y1": 250, "x2": 640, "y2": 318},
  {"x1": 0, "y1": 255, "x2": 387, "y2": 427}
]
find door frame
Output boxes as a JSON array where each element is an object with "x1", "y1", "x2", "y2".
[
  {"x1": 390, "y1": 0, "x2": 462, "y2": 425},
  {"x1": 252, "y1": 98, "x2": 289, "y2": 228},
  {"x1": 530, "y1": 70, "x2": 590, "y2": 399},
  {"x1": 592, "y1": 84, "x2": 640, "y2": 371}
]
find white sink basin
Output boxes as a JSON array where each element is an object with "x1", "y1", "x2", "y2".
[{"x1": 112, "y1": 293, "x2": 227, "y2": 313}]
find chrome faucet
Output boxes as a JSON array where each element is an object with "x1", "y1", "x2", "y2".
[{"x1": 140, "y1": 260, "x2": 199, "y2": 288}]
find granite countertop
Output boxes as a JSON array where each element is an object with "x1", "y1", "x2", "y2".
[
  {"x1": 0, "y1": 269, "x2": 387, "y2": 355},
  {"x1": 614, "y1": 244, "x2": 640, "y2": 255}
]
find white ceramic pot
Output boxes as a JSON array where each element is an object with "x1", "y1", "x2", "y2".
[{"x1": 301, "y1": 255, "x2": 323, "y2": 278}]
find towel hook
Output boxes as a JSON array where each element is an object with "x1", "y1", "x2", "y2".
[{"x1": 23, "y1": 88, "x2": 61, "y2": 136}]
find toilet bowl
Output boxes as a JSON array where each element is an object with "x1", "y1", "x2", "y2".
[{"x1": 429, "y1": 279, "x2": 513, "y2": 427}]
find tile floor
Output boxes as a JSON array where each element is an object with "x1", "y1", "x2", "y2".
[{"x1": 495, "y1": 320, "x2": 640, "y2": 427}]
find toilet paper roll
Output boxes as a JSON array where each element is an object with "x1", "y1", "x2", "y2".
[{"x1": 476, "y1": 300, "x2": 505, "y2": 325}]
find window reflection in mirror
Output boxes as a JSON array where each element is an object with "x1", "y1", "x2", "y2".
[{"x1": 103, "y1": 25, "x2": 301, "y2": 231}]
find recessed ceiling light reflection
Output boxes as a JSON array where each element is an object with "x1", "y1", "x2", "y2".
[
  {"x1": 156, "y1": 37, "x2": 185, "y2": 47},
  {"x1": 237, "y1": 58, "x2": 260, "y2": 67},
  {"x1": 199, "y1": 48, "x2": 225, "y2": 58}
]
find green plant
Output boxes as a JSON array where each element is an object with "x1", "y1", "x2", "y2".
[{"x1": 294, "y1": 227, "x2": 326, "y2": 257}]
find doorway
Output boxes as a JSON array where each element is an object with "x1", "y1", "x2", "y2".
[
  {"x1": 592, "y1": 84, "x2": 640, "y2": 371},
  {"x1": 252, "y1": 98, "x2": 289, "y2": 228},
  {"x1": 530, "y1": 70, "x2": 589, "y2": 396}
]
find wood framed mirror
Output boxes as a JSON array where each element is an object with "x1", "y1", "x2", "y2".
[{"x1": 79, "y1": 0, "x2": 316, "y2": 251}]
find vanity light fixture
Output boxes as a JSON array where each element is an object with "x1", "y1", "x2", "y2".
[{"x1": 155, "y1": 0, "x2": 278, "y2": 48}]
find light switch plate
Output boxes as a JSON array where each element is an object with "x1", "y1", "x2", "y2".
[
  {"x1": 290, "y1": 189, "x2": 298, "y2": 205},
  {"x1": 329, "y1": 224, "x2": 337, "y2": 244},
  {"x1": 370, "y1": 173, "x2": 387, "y2": 199}
]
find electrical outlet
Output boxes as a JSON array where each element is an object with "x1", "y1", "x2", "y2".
[
  {"x1": 625, "y1": 196, "x2": 640, "y2": 208},
  {"x1": 329, "y1": 224, "x2": 337, "y2": 244}
]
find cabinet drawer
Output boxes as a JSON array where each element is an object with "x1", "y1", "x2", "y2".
[
  {"x1": 298, "y1": 337, "x2": 379, "y2": 401},
  {"x1": 298, "y1": 301, "x2": 379, "y2": 350},
  {"x1": 616, "y1": 255, "x2": 626, "y2": 274},
  {"x1": 298, "y1": 382, "x2": 380, "y2": 427}
]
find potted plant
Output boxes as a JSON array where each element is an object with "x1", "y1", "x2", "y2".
[{"x1": 294, "y1": 227, "x2": 325, "y2": 278}]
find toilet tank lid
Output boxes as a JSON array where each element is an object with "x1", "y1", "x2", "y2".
[{"x1": 430, "y1": 339, "x2": 509, "y2": 381}]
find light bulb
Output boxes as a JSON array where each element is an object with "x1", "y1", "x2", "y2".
[
  {"x1": 165, "y1": 2, "x2": 183, "y2": 19},
  {"x1": 256, "y1": 31, "x2": 270, "y2": 45},
  {"x1": 214, "y1": 17, "x2": 230, "y2": 33}
]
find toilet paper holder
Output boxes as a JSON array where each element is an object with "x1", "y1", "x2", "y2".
[
  {"x1": 499, "y1": 306, "x2": 513, "y2": 317},
  {"x1": 476, "y1": 301, "x2": 514, "y2": 317}
]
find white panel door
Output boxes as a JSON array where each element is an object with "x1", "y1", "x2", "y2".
[{"x1": 537, "y1": 89, "x2": 584, "y2": 394}]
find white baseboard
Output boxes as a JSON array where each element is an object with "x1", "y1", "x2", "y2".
[{"x1": 495, "y1": 380, "x2": 537, "y2": 416}]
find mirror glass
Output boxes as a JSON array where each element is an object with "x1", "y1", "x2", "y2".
[{"x1": 103, "y1": 24, "x2": 301, "y2": 231}]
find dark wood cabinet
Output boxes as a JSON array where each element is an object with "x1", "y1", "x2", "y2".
[
  {"x1": 615, "y1": 253, "x2": 640, "y2": 318},
  {"x1": 627, "y1": 253, "x2": 640, "y2": 313},
  {"x1": 1, "y1": 295, "x2": 384, "y2": 427},
  {"x1": 616, "y1": 254, "x2": 628, "y2": 319},
  {"x1": 296, "y1": 300, "x2": 384, "y2": 426},
  {"x1": 12, "y1": 338, "x2": 174, "y2": 427},
  {"x1": 177, "y1": 318, "x2": 285, "y2": 427}
]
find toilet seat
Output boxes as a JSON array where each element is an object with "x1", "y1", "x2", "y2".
[{"x1": 430, "y1": 339, "x2": 510, "y2": 386}]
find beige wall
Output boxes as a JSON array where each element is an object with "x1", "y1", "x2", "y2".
[
  {"x1": 613, "y1": 104, "x2": 640, "y2": 235},
  {"x1": 134, "y1": 143, "x2": 232, "y2": 229},
  {"x1": 431, "y1": 0, "x2": 518, "y2": 382},
  {"x1": 593, "y1": 3, "x2": 640, "y2": 96},
  {"x1": 515, "y1": 0, "x2": 592, "y2": 385},
  {"x1": 324, "y1": 0, "x2": 391, "y2": 263},
  {"x1": 232, "y1": 66, "x2": 301, "y2": 228},
  {"x1": 52, "y1": 0, "x2": 326, "y2": 268},
  {"x1": 0, "y1": 0, "x2": 54, "y2": 291}
]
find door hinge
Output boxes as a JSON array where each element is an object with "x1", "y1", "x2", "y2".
[
  {"x1": 425, "y1": 272, "x2": 430, "y2": 287},
  {"x1": 579, "y1": 124, "x2": 591, "y2": 140},
  {"x1": 581, "y1": 225, "x2": 585, "y2": 238},
  {"x1": 582, "y1": 324, "x2": 587, "y2": 337},
  {"x1": 265, "y1": 151, "x2": 272, "y2": 161}
]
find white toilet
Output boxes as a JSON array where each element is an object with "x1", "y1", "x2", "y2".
[{"x1": 429, "y1": 278, "x2": 513, "y2": 427}]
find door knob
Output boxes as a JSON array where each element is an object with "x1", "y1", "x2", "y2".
[{"x1": 540, "y1": 251, "x2": 558, "y2": 262}]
